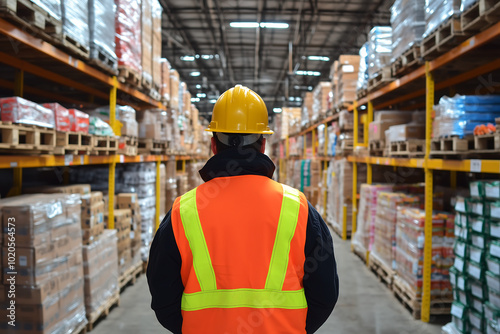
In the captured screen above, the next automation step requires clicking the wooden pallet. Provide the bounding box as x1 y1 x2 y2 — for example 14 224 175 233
0 0 62 39
461 0 500 33
53 131 93 155
430 136 475 157
142 260 148 274
392 44 422 77
118 67 141 88
352 241 368 264
138 138 166 155
74 319 89 334
356 88 367 100
117 136 138 156
474 133 500 153
421 17 467 60
392 275 453 320
369 140 386 157
119 261 143 290
388 139 426 157
0 122 55 153
367 67 393 92
89 43 118 75
91 136 118 155
57 33 90 60
141 73 153 90
86 291 120 331
368 252 394 288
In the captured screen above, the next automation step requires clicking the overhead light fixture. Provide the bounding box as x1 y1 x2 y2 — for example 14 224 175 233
308 56 330 61
201 55 215 60
196 84 201 89
190 71 201 77
273 108 282 113
230 22 289 29
197 93 206 98
260 22 289 29
308 86 313 90
191 97 200 102
296 70 321 76
360 105 367 110
180 55 195 61
230 22 259 28
209 99 217 103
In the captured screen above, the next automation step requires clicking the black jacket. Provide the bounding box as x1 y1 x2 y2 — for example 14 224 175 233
147 149 339 333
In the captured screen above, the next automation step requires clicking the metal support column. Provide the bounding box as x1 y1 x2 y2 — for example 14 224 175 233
312 129 316 157
7 167 22 197
322 124 329 220
352 102 359 237
367 100 374 184
109 76 119 134
450 171 457 189
108 162 116 229
421 62 434 323
155 157 161 232
14 69 23 97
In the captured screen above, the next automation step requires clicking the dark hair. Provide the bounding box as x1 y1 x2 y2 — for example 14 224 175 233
214 133 264 153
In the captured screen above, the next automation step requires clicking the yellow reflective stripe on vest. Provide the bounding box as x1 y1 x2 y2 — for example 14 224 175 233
265 184 301 289
181 288 307 311
179 188 217 291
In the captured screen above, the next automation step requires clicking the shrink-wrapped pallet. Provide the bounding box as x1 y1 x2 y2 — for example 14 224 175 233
312 82 331 122
170 69 180 109
62 0 89 50
391 0 425 62
0 194 87 333
0 96 55 128
160 58 171 103
137 109 167 140
336 55 360 107
301 92 313 128
151 0 162 91
89 0 117 70
91 105 138 137
141 0 153 87
368 26 392 79
43 103 71 132
423 0 461 38
32 0 62 20
115 0 142 75
357 43 369 92
82 230 119 314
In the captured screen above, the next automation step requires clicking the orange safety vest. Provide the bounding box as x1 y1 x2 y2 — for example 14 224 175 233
171 175 309 334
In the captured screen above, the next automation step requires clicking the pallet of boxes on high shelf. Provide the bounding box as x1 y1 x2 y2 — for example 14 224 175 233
311 82 332 123
446 180 500 334
136 108 168 155
431 95 500 159
356 42 369 99
367 26 393 92
88 0 118 74
0 193 88 333
333 55 360 110
368 110 417 157
140 0 163 99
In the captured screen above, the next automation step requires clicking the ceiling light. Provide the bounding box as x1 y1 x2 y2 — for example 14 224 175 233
180 55 195 61
308 56 330 61
201 55 215 60
289 97 295 102
230 22 259 28
296 70 321 76
360 105 367 110
190 71 201 77
308 86 313 90
191 97 200 102
260 22 289 29
209 99 217 103
196 84 201 89
273 108 282 113
197 93 206 98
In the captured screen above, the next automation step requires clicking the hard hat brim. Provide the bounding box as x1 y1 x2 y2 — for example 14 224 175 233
205 128 274 135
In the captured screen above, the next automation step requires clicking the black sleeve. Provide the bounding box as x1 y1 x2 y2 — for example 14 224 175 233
146 210 184 333
304 202 339 334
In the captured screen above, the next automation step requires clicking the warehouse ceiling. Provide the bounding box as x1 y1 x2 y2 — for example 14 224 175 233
159 0 393 118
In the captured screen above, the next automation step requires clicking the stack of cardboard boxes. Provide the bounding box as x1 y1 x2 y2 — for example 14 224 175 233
335 55 360 109
0 194 87 333
116 194 142 267
81 191 105 245
301 92 314 129
312 82 332 123
105 209 132 276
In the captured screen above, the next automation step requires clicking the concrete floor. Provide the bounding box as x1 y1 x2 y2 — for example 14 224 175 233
92 232 445 334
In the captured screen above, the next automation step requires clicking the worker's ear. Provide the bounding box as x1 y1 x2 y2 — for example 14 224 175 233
260 138 266 154
211 137 218 155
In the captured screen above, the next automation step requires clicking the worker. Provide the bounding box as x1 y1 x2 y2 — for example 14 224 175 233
147 85 338 333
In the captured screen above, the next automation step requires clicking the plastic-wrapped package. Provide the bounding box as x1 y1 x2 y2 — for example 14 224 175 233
92 105 138 137
0 97 55 128
461 0 476 11
141 0 153 87
68 109 90 133
336 55 360 106
373 192 420 269
395 207 455 298
391 0 425 61
357 43 369 92
0 193 87 332
32 0 62 20
423 0 461 38
62 0 90 50
152 0 162 90
312 82 331 122
43 103 71 131
301 92 313 127
433 95 500 138
368 26 392 78
115 0 142 74
137 108 167 140
160 58 171 102
386 123 425 142
89 116 115 136
89 0 117 67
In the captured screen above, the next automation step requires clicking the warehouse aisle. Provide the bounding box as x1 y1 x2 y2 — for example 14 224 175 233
92 231 443 334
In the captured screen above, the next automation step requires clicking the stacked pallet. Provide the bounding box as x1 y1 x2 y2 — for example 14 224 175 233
116 193 142 269
311 82 332 123
368 110 414 157
368 26 393 91
335 55 360 110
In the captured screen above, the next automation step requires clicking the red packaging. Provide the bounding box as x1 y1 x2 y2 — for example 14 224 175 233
0 97 55 128
43 103 71 132
68 109 90 133
115 0 142 74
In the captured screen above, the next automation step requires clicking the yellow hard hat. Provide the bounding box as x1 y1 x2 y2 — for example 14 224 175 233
205 84 274 134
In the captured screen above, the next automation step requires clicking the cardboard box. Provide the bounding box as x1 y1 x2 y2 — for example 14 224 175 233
81 201 105 228
82 223 104 245
374 110 413 123
369 120 409 142
16 299 61 332
116 193 139 208
17 278 59 305
81 192 103 208
387 123 425 142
